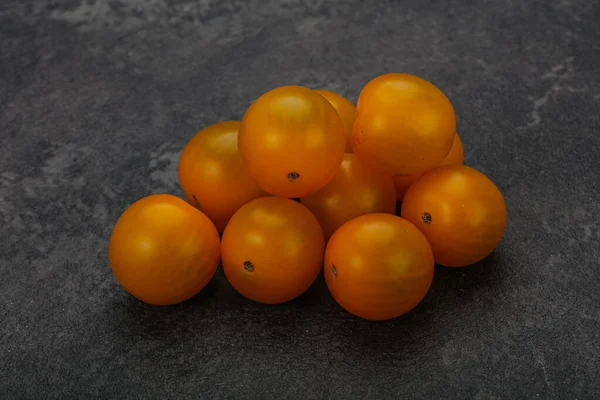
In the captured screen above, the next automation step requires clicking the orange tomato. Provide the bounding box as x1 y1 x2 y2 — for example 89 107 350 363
393 175 421 203
394 132 464 201
178 121 266 232
401 165 507 267
352 73 456 175
315 89 356 153
325 213 434 320
239 86 346 198
109 194 221 305
300 153 396 240
221 196 325 304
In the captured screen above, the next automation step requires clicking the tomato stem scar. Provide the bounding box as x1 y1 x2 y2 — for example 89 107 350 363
287 172 300 181
331 263 337 278
243 261 254 272
422 212 432 224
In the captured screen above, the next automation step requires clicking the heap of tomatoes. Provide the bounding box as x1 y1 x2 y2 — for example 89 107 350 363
109 73 507 320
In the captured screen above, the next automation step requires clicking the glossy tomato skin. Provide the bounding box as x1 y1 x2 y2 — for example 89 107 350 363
325 214 434 320
394 133 464 201
239 86 346 198
401 165 507 267
315 90 356 153
300 153 396 240
352 73 456 176
108 194 221 305
178 121 266 232
221 196 325 304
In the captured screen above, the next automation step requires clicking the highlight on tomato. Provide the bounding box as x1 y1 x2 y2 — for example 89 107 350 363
401 165 507 267
221 196 325 304
314 89 356 153
108 194 221 305
394 132 464 201
178 121 266 232
324 213 434 320
352 73 456 176
238 85 346 198
300 153 396 240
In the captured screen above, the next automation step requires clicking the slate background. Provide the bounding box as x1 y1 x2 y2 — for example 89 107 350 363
1 0 599 398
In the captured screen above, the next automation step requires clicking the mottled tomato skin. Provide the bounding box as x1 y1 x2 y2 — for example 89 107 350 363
239 86 346 198
300 153 396 240
109 194 221 305
221 196 325 304
315 89 356 153
394 133 464 201
401 165 507 267
352 73 456 176
325 213 434 320
178 121 266 232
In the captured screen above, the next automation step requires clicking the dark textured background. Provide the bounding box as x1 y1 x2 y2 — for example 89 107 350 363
1 0 599 398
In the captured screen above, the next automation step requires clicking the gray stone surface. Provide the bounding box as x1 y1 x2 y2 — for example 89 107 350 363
1 0 599 398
